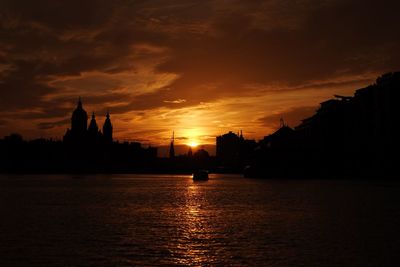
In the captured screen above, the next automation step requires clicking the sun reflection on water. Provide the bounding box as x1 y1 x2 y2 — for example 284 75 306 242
171 179 218 266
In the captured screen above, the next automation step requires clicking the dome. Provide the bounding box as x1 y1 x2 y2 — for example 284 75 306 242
72 98 88 121
71 98 88 134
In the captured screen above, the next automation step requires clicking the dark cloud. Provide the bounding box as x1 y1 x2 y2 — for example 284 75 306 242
37 118 70 130
0 61 55 110
136 0 400 112
158 0 400 86
0 0 115 30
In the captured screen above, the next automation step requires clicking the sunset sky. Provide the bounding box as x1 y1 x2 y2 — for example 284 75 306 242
0 0 399 148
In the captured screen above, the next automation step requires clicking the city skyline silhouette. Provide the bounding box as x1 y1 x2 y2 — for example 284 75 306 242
0 72 398 177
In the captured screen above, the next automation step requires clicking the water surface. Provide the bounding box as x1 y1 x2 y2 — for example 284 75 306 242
0 174 399 266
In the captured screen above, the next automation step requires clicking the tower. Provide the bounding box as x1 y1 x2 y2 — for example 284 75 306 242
169 131 175 158
103 111 113 143
70 97 88 138
88 112 99 138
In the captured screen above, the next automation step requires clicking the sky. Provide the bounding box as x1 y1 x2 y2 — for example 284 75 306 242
0 0 399 149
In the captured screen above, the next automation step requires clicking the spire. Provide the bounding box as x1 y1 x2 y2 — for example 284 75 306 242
88 112 99 135
103 110 113 143
77 96 82 109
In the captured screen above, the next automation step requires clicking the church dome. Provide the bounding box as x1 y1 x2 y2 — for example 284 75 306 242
72 98 88 121
71 98 88 135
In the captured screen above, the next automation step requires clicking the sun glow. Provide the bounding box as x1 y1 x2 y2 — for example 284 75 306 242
188 141 199 148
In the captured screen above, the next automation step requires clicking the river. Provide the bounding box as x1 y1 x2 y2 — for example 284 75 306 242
0 174 399 266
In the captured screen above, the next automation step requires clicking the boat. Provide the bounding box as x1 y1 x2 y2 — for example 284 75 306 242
192 170 209 181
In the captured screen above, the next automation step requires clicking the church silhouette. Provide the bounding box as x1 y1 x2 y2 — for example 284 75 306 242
63 98 113 145
58 97 158 172
60 98 116 171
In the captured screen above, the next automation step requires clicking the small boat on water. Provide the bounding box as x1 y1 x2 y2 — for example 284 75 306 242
192 170 209 181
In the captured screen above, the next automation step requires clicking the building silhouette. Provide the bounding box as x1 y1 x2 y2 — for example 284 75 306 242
59 98 157 172
63 98 113 145
103 111 113 143
216 131 241 167
260 119 295 149
88 112 100 139
245 72 400 178
216 130 256 170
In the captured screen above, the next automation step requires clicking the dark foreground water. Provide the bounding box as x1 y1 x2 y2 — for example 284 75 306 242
0 174 399 266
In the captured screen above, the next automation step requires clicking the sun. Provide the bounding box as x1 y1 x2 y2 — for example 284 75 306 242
188 141 199 148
